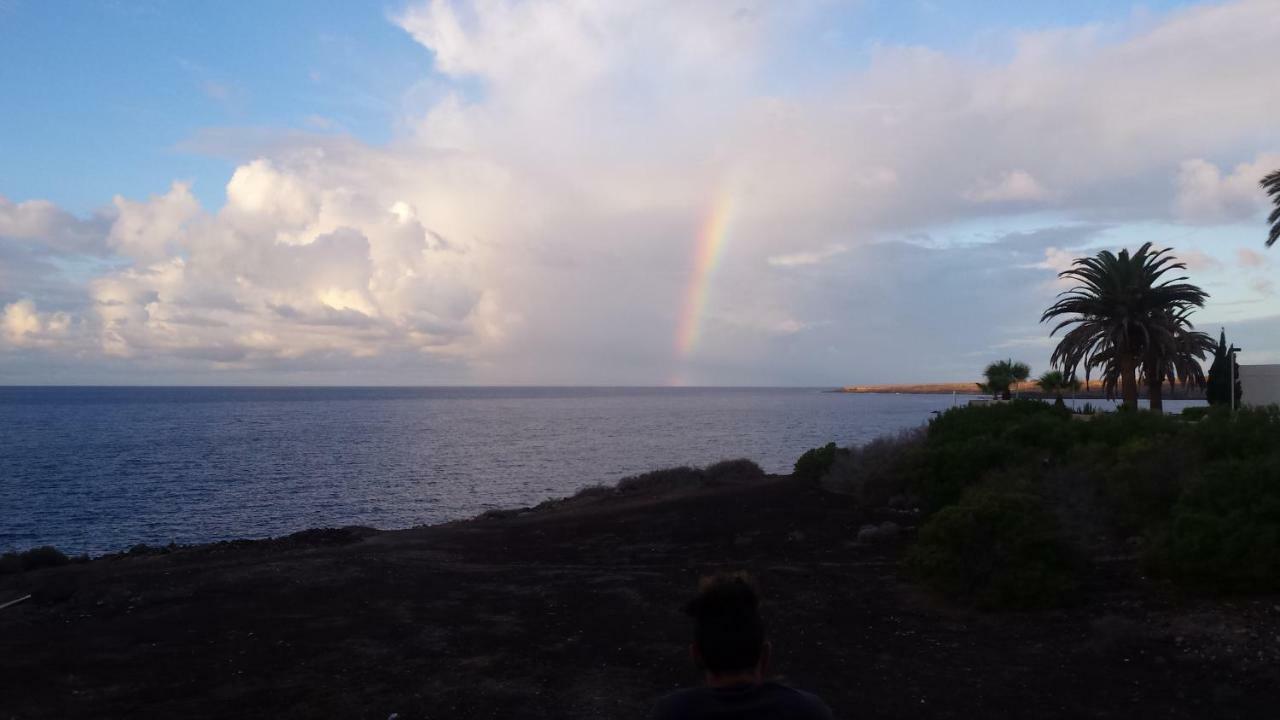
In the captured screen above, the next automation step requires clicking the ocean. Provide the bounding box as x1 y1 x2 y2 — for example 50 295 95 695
0 387 1203 555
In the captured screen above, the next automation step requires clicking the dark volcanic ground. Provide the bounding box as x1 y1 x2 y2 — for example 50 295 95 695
2 476 1278 719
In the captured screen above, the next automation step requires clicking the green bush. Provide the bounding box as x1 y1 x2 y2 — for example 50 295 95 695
1100 437 1195 533
1190 405 1280 462
926 400 1065 448
1179 406 1210 421
1156 454 1280 591
793 442 842 483
877 400 1280 601
913 435 1019 510
909 402 1077 510
907 488 1078 608
1071 409 1181 449
823 429 924 506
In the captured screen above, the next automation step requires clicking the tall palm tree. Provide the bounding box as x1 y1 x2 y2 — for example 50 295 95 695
983 359 1031 401
1041 243 1208 411
1262 169 1280 248
1035 370 1080 408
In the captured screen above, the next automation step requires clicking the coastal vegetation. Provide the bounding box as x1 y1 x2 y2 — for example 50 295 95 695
1042 243 1211 413
814 401 1280 607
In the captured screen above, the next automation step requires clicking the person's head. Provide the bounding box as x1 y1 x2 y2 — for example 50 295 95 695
684 572 770 685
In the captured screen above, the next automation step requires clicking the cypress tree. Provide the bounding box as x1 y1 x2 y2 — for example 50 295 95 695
1206 329 1228 405
1206 329 1243 407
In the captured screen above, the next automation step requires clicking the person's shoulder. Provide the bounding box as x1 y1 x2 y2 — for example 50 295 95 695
762 682 834 719
650 687 713 719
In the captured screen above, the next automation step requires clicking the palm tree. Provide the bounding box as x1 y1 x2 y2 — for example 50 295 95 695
983 359 1031 401
1262 169 1280 248
1140 308 1214 413
1035 370 1080 408
1041 243 1208 411
1009 360 1030 397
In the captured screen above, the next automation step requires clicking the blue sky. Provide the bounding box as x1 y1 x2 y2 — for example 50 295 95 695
1 1 426 212
1 0 1199 214
0 0 1276 385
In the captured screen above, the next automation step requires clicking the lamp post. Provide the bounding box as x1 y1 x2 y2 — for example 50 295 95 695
1229 345 1242 412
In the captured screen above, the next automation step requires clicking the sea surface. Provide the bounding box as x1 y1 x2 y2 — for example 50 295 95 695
0 387 1203 555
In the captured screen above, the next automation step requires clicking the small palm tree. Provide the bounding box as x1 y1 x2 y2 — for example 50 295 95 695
1042 243 1208 410
1035 370 1080 408
1262 169 1280 248
983 359 1031 401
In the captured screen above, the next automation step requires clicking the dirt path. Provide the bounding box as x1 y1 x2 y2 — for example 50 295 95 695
2 477 1276 719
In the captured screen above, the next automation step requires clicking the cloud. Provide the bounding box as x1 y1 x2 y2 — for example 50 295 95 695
2 299 73 348
767 244 847 267
1174 153 1280 223
0 195 112 255
1238 248 1268 268
79 156 494 366
108 182 201 262
1176 249 1223 272
3 0 1280 383
965 170 1049 204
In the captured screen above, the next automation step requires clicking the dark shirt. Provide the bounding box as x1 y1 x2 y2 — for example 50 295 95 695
651 682 833 720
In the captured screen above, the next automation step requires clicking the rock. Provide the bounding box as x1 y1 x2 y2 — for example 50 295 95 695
857 522 900 544
856 525 881 543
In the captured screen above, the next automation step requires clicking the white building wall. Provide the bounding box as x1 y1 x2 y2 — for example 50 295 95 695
1239 364 1280 407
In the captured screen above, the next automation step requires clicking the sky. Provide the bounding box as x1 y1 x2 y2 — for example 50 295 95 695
1 0 1277 386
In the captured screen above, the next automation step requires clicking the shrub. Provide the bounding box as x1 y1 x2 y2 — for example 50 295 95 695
616 466 704 494
823 428 924 506
1190 405 1280 462
1156 454 1280 591
926 400 1064 447
913 434 1021 511
792 442 842 483
909 402 1077 510
570 483 614 500
1099 437 1196 534
907 487 1078 608
1071 409 1181 449
1179 406 1210 421
0 545 71 575
704 459 765 485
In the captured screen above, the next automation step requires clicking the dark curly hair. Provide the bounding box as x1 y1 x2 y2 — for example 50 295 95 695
684 572 765 674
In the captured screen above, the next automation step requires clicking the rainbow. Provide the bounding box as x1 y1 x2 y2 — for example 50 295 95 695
675 189 735 356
